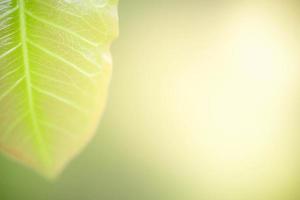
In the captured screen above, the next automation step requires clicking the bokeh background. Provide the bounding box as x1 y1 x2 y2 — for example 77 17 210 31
1 0 300 199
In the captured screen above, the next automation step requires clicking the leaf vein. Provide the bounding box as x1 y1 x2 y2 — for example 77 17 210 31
25 10 99 47
32 85 86 113
0 76 24 102
0 66 21 82
0 43 21 59
27 39 99 77
0 5 18 21
18 0 50 166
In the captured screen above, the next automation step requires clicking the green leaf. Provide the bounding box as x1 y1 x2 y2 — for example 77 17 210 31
0 0 118 178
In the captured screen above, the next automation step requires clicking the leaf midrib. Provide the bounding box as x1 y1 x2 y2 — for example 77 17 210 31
18 0 50 166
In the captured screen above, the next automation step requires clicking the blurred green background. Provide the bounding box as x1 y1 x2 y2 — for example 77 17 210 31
2 0 300 199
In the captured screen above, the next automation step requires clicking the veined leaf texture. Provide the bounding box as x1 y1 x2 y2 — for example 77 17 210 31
0 0 118 178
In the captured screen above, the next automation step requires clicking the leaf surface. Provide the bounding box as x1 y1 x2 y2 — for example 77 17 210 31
0 0 118 178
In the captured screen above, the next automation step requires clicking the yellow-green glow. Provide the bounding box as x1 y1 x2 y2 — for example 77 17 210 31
110 1 300 199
